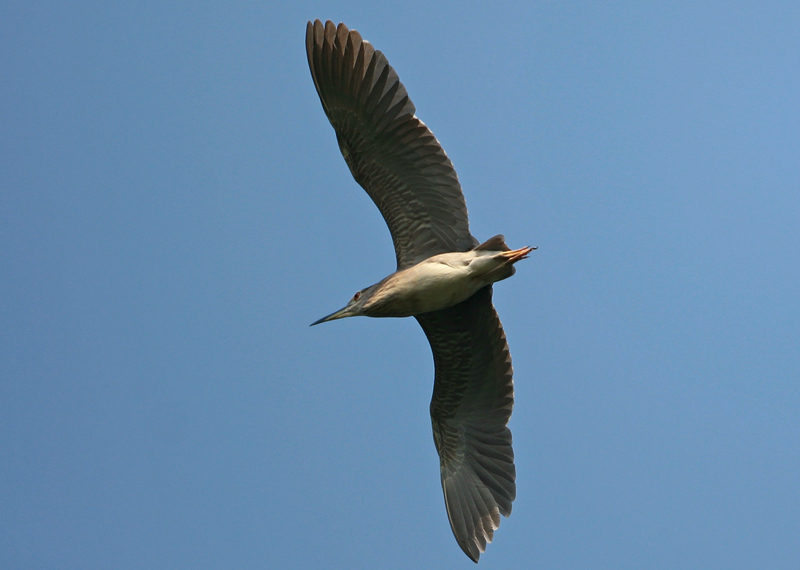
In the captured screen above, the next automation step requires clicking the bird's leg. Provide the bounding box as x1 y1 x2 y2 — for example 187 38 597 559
472 245 537 285
497 246 536 264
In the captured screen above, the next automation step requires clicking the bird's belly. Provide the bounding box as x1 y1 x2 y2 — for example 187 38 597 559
385 260 483 316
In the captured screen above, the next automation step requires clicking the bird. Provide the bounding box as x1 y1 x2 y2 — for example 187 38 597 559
305 20 533 562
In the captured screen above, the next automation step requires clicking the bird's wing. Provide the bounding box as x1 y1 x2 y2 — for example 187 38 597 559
306 20 477 270
415 285 516 562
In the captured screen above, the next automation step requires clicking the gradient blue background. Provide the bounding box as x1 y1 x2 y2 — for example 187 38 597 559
2 2 798 568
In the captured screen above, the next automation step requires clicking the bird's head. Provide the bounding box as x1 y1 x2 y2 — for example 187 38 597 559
310 286 373 326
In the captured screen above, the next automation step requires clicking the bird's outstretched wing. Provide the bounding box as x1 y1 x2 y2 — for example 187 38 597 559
415 285 516 562
305 20 477 270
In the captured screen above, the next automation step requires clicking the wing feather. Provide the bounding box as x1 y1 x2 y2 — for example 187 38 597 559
306 20 477 269
416 286 516 562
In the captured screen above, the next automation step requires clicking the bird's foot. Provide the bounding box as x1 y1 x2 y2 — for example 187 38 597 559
498 246 536 264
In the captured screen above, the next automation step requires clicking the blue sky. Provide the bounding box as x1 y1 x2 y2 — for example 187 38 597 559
2 2 799 568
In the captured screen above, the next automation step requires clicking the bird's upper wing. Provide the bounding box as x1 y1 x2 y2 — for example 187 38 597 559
415 285 516 562
306 20 477 270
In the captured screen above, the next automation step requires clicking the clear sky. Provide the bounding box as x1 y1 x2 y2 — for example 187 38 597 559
2 2 799 569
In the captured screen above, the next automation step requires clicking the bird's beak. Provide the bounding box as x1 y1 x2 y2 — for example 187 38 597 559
310 305 354 326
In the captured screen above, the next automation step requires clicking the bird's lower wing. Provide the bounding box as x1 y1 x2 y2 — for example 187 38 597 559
415 286 516 562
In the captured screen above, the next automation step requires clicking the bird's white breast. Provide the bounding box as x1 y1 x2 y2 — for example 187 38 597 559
373 250 506 316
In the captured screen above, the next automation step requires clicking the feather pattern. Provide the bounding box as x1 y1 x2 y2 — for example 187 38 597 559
305 20 477 270
417 285 516 562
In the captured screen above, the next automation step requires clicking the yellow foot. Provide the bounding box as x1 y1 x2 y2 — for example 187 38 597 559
498 246 536 263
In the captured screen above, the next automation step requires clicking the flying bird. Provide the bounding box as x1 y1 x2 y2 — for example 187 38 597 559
306 20 533 562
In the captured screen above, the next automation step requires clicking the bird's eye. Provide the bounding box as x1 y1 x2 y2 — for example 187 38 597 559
353 291 361 301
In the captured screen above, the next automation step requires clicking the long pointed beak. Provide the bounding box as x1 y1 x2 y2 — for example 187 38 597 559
310 305 353 326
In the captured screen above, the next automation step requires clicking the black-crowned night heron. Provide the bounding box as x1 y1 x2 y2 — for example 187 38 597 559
306 20 533 562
